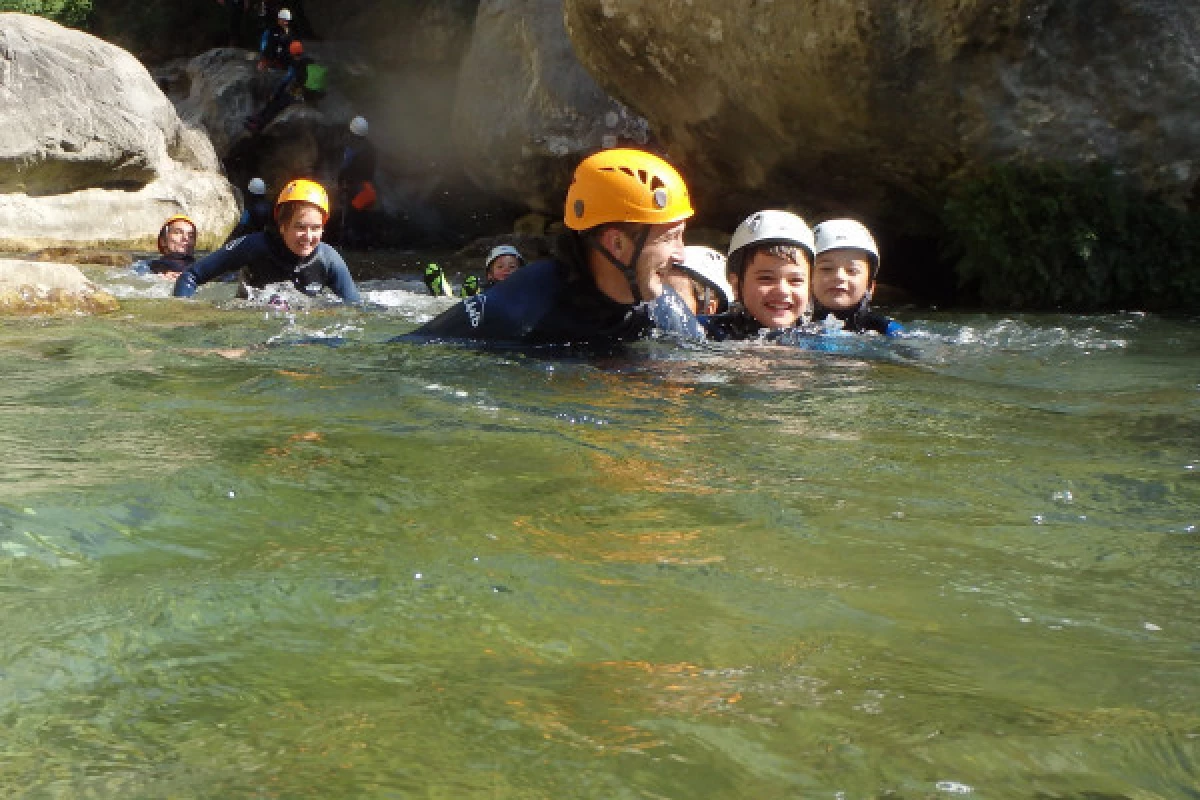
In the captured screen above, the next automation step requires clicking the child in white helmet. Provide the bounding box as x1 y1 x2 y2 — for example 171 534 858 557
701 210 815 341
811 219 903 336
665 245 733 315
455 245 526 298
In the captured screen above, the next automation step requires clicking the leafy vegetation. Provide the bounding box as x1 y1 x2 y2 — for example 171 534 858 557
942 163 1200 310
0 0 91 26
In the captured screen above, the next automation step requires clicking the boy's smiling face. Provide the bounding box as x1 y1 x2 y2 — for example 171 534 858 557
813 248 872 311
738 250 810 328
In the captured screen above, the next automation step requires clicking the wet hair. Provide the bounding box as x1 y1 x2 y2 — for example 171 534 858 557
276 200 324 229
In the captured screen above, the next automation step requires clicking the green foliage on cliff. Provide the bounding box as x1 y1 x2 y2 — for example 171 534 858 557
943 163 1200 311
0 0 91 25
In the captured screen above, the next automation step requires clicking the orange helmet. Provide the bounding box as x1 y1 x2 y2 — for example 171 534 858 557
564 148 694 231
274 179 330 223
288 40 303 56
157 214 197 254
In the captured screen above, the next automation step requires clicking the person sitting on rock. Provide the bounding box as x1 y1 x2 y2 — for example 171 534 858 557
146 214 198 279
701 210 815 341
811 219 903 336
173 179 360 303
664 245 733 316
409 148 703 345
337 116 378 247
258 7 293 71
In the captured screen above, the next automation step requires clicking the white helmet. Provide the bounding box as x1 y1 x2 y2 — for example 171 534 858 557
277 8 292 21
349 116 369 136
727 210 815 276
678 245 734 313
813 219 879 271
484 244 524 271
247 177 267 195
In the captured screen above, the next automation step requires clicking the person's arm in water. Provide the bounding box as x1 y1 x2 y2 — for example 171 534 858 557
318 245 361 303
174 236 257 297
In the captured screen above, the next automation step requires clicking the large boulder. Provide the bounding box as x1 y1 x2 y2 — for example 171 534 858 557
562 0 1200 232
0 260 119 315
451 0 650 213
0 14 237 251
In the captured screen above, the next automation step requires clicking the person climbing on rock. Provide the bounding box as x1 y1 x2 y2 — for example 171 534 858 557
245 39 324 132
701 210 815 341
226 178 273 242
145 214 198 279
664 245 733 316
409 148 703 345
337 116 378 248
258 7 293 71
811 219 903 336
173 179 360 303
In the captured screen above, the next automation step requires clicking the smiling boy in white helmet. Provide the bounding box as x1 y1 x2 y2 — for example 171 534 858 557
811 219 903 336
701 210 815 341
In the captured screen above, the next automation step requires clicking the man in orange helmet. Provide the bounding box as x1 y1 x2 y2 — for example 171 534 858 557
146 214 198 279
412 148 702 344
173 179 359 303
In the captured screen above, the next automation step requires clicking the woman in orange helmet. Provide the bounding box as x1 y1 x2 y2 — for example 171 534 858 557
412 148 701 344
173 178 360 303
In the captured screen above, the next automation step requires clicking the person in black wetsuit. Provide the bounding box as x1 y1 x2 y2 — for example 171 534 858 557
146 214 198 279
701 210 816 342
410 148 703 345
173 179 360 303
258 7 293 71
224 177 273 243
337 116 378 247
811 219 903 336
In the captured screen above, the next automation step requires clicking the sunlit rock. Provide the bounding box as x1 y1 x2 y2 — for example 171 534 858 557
0 260 119 315
0 14 237 252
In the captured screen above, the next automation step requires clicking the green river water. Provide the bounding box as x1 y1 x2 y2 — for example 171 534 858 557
0 271 1196 798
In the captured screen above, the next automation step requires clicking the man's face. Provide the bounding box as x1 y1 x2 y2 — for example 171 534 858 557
738 251 810 328
631 220 687 301
163 221 196 257
813 248 872 311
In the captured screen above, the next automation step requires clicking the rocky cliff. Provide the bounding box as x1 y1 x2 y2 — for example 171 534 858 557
0 14 238 252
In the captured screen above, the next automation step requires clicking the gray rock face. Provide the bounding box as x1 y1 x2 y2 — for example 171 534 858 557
562 0 1200 231
0 14 237 251
451 0 649 212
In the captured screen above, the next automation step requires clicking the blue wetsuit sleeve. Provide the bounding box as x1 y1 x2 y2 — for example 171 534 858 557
173 235 256 297
320 246 360 303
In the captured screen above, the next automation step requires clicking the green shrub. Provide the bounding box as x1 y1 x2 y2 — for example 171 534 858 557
942 163 1200 310
0 0 91 26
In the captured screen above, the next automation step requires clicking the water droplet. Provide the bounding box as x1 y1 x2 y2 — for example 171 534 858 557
227 491 236 499
1032 515 1045 525
1019 617 1032 623
414 573 423 580
472 556 480 562
1143 622 1162 631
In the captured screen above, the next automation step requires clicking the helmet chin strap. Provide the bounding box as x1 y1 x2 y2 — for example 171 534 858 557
590 225 650 304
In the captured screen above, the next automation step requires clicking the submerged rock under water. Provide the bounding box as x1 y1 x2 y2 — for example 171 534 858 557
0 260 119 315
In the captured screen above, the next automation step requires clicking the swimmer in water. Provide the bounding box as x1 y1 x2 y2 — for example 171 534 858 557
173 178 360 303
701 210 815 341
146 215 198 280
811 219 903 336
665 245 733 316
411 149 701 344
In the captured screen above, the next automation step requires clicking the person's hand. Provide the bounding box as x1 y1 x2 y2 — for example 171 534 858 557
157 271 182 281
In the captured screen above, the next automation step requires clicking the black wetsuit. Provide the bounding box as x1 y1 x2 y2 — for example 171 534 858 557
173 230 360 302
259 23 292 69
812 297 903 336
228 196 272 241
411 254 702 345
146 254 195 275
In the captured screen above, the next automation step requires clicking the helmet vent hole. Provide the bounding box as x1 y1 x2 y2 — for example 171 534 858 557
638 169 648 184
618 167 636 179
650 176 666 191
